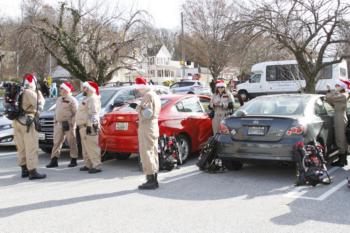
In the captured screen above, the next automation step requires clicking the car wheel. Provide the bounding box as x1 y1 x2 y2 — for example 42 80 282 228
177 134 191 163
115 153 131 160
187 92 194 94
222 160 243 171
40 147 52 154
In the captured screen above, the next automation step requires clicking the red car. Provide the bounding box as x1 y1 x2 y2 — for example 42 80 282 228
99 94 213 162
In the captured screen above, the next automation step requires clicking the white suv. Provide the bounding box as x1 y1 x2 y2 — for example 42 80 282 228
170 80 211 95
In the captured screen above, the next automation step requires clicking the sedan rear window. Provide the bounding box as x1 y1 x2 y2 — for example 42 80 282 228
75 89 118 108
238 95 310 116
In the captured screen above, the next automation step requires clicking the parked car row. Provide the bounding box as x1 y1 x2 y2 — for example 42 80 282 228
3 80 346 174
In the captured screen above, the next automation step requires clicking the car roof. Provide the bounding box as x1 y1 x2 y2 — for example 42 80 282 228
160 94 209 100
256 93 323 98
100 84 167 91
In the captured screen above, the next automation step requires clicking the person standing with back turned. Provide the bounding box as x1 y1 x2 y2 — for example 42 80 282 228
135 76 161 190
13 74 46 180
326 80 349 167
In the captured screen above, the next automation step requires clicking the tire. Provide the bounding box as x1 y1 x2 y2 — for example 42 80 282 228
187 92 194 94
222 160 243 171
177 134 191 164
115 153 131 160
40 147 52 154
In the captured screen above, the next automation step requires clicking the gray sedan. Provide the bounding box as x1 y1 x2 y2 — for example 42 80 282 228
0 98 15 146
216 94 341 170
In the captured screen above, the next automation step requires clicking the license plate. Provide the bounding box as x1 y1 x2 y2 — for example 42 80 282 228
248 126 265 136
116 122 128 131
38 133 45 140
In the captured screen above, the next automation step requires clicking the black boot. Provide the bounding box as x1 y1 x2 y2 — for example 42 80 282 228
68 158 77 167
79 166 90 171
138 174 159 190
332 154 347 167
21 165 29 178
46 157 58 168
88 167 102 174
28 169 46 180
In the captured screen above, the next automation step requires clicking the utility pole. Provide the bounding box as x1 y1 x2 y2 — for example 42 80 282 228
181 12 185 79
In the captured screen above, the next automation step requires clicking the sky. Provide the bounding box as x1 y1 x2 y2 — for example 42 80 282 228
0 0 185 29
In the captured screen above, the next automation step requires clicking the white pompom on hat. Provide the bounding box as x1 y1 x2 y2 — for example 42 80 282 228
60 82 75 93
335 79 348 90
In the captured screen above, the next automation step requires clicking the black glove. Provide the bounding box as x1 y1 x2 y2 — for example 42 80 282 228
86 126 92 135
93 123 99 133
62 121 70 131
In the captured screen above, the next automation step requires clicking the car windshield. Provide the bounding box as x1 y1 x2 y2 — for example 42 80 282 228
237 95 310 116
43 98 57 111
75 89 118 108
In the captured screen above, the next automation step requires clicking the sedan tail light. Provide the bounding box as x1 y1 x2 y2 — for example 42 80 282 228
286 125 305 136
219 122 230 134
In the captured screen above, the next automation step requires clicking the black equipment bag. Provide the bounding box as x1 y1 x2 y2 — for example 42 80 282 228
197 134 223 172
293 141 331 187
3 82 24 120
158 135 180 171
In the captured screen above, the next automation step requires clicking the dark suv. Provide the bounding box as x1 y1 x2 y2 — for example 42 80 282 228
38 85 170 154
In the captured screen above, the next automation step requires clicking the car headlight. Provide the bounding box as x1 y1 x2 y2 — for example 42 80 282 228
0 124 12 131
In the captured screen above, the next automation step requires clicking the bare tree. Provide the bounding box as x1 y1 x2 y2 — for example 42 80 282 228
241 0 350 93
25 2 149 85
15 0 53 80
182 0 242 80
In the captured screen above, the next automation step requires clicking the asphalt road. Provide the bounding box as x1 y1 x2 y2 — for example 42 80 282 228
0 147 350 233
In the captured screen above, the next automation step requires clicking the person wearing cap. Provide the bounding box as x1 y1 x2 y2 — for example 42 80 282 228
135 76 161 190
209 79 234 134
76 81 102 173
326 80 349 167
13 74 46 180
46 82 79 168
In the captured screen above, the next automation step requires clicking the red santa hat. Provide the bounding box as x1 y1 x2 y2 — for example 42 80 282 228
339 79 350 91
135 76 147 85
335 79 348 90
83 81 99 95
215 79 226 88
60 82 75 93
24 73 37 87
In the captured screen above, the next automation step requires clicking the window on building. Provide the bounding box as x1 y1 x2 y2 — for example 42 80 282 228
149 57 155 65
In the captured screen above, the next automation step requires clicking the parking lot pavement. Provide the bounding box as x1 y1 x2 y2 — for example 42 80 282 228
1 147 350 233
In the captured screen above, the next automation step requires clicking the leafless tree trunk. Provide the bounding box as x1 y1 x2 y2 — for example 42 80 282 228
182 0 242 81
23 1 149 85
241 0 350 93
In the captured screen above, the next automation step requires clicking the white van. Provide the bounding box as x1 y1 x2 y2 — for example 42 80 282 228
237 59 348 100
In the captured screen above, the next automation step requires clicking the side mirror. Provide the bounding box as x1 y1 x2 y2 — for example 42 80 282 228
235 110 247 117
113 98 125 107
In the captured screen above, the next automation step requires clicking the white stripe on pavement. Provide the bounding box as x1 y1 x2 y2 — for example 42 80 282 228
283 166 349 201
317 179 348 201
